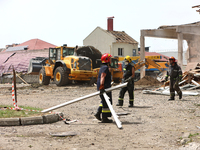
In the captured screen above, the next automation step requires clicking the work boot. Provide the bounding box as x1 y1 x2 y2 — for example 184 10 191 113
101 117 113 123
94 112 101 121
128 104 134 107
116 100 123 106
179 92 182 100
168 97 175 101
129 101 134 107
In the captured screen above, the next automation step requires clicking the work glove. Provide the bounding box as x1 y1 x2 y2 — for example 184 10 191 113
175 78 179 86
175 81 179 87
99 84 105 94
179 76 182 82
125 76 132 82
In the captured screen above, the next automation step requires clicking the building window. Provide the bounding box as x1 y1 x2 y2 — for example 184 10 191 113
133 49 136 56
118 48 123 56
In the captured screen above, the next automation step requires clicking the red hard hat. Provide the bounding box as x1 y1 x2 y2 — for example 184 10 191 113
169 56 175 62
101 53 112 63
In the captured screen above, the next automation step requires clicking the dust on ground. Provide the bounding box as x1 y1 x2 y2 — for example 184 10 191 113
0 80 200 150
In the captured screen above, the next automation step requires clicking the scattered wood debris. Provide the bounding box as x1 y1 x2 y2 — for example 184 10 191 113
143 63 200 96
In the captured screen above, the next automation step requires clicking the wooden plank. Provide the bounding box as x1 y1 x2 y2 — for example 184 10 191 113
191 80 200 86
16 74 29 85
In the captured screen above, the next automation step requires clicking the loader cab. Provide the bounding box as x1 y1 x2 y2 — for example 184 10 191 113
49 46 75 62
110 58 118 68
49 48 61 62
95 57 119 68
62 47 74 57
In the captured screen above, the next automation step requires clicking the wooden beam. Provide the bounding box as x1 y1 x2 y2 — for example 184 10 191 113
192 5 200 8
16 74 29 85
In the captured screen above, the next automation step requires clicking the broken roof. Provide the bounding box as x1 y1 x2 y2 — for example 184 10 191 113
5 38 57 52
6 45 28 52
107 30 138 44
158 21 200 30
0 50 48 76
0 38 57 76
84 26 138 44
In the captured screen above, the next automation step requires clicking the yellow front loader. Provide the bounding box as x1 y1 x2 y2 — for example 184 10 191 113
38 45 97 86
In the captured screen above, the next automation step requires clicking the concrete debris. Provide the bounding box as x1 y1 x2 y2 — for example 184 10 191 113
180 138 190 145
196 126 200 129
182 132 190 138
179 142 200 150
64 120 78 124
50 131 77 137
116 112 130 116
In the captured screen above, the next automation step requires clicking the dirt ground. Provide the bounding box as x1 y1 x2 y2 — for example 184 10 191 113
0 82 200 150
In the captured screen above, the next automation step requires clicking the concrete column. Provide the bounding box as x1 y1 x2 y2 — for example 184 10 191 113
140 35 145 79
178 33 183 68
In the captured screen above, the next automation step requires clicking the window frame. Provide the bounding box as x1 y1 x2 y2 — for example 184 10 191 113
118 48 124 56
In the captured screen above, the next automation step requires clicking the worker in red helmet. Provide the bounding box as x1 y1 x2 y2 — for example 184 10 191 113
94 53 113 123
165 56 182 100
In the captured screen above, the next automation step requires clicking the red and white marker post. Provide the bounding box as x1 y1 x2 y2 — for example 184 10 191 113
12 68 20 110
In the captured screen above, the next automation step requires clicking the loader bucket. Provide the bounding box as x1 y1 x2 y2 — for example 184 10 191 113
76 46 102 69
28 57 48 74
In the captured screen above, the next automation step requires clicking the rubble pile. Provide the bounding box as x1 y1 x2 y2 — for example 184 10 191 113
135 76 161 86
143 63 200 96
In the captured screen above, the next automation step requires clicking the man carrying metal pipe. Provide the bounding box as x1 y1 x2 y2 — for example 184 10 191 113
165 56 182 101
94 53 113 123
116 55 135 107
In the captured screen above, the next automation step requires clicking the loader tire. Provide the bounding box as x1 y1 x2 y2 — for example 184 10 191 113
54 67 69 86
39 68 50 85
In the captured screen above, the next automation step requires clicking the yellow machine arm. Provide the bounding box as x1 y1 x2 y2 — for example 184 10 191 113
134 58 163 72
118 55 161 62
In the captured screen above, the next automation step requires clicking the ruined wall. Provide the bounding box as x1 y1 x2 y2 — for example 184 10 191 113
0 75 39 84
186 35 200 63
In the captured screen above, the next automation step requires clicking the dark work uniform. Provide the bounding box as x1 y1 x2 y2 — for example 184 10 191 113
97 64 112 118
118 63 134 106
165 62 182 99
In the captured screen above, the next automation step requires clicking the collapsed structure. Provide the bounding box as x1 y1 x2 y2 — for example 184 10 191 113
140 21 200 78
0 39 56 76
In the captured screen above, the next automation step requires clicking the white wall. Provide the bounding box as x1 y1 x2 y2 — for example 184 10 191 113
83 27 138 56
83 27 115 55
112 43 138 57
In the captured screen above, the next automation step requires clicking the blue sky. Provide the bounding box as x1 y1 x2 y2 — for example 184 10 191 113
0 0 199 52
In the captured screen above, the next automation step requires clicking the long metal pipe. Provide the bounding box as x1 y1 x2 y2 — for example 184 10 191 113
103 93 122 129
41 82 127 113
